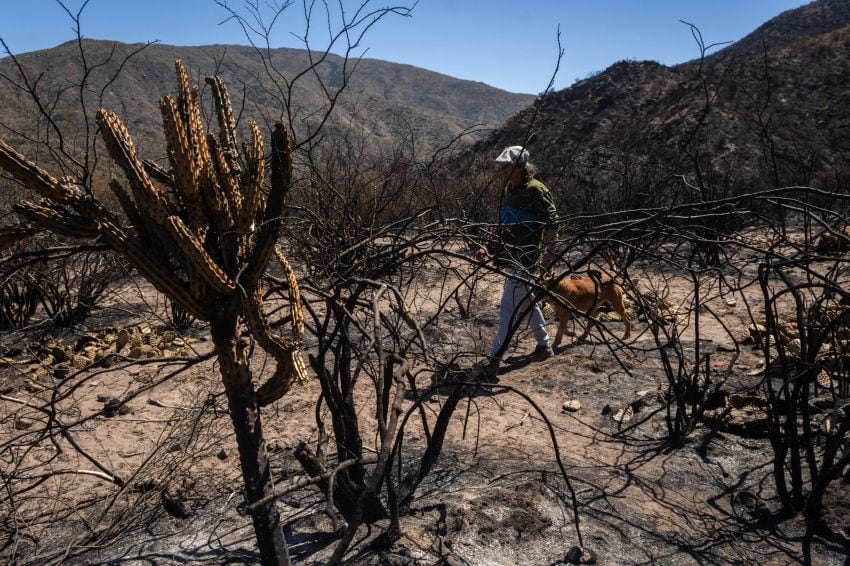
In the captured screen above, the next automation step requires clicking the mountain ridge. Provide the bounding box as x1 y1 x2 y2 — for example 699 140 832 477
468 0 850 212
0 39 535 161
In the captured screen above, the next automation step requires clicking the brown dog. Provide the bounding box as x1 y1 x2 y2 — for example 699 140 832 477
542 270 631 347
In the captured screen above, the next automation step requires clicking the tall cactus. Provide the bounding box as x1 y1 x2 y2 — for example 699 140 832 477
0 61 306 565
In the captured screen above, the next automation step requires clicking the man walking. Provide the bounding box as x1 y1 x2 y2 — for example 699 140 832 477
476 145 558 380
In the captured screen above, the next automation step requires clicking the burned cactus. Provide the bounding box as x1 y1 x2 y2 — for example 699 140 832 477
0 60 306 565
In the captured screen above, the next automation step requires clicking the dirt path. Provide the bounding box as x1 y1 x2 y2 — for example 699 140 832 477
1 265 848 565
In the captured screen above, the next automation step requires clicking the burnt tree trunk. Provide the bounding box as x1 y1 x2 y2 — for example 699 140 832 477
306 363 387 523
398 383 468 511
212 300 290 566
294 441 386 524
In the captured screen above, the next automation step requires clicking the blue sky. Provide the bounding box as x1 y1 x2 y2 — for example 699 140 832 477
0 0 810 94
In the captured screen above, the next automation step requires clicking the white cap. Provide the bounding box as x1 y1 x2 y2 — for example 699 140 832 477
494 145 529 165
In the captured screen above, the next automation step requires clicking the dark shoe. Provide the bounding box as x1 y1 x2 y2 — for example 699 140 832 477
531 344 554 362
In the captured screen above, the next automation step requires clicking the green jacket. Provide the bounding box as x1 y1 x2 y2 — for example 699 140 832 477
491 173 558 271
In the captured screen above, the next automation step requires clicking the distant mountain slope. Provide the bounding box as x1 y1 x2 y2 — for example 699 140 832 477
721 0 850 58
470 0 850 210
0 40 535 161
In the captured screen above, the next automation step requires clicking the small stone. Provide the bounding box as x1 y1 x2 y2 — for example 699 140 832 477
116 329 131 350
128 345 154 359
817 370 833 389
726 394 768 411
562 400 582 412
29 366 48 380
24 379 45 393
159 330 176 346
14 418 33 430
51 346 69 363
565 545 597 564
99 353 115 368
747 323 767 341
101 397 130 417
612 406 634 423
74 334 99 352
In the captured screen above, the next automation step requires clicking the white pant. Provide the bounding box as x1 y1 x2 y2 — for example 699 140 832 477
490 270 550 359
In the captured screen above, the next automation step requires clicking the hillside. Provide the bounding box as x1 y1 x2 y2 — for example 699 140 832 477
470 0 850 211
0 40 534 162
